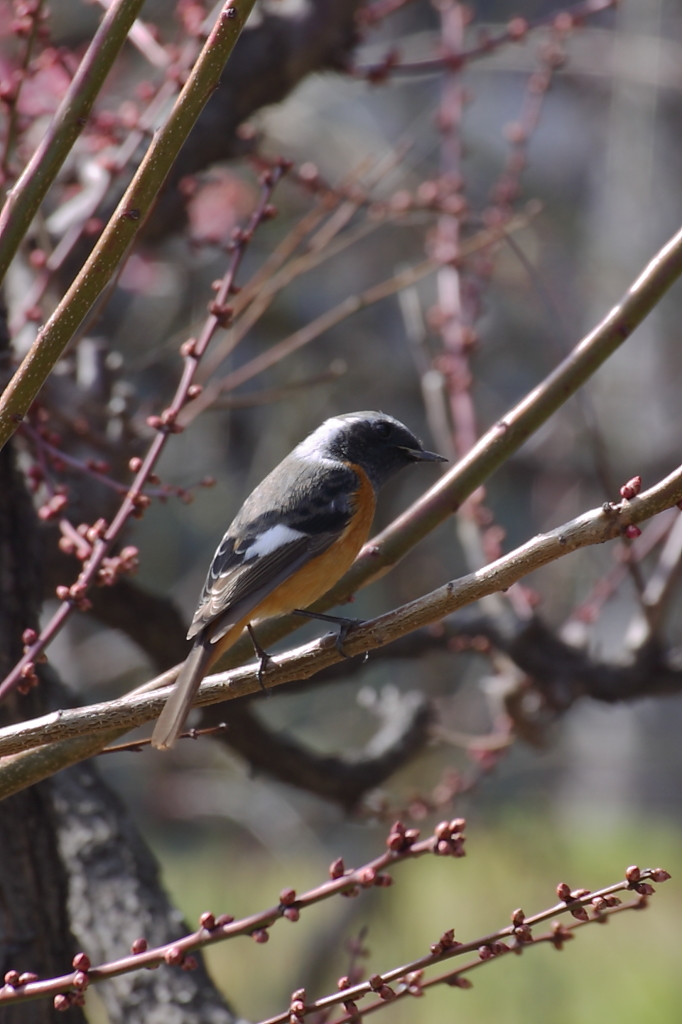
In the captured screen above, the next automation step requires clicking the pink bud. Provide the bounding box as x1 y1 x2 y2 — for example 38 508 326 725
620 476 641 500
634 882 655 896
449 975 472 989
329 857 345 879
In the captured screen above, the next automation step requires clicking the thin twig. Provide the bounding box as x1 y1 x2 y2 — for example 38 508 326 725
0 0 148 286
0 0 47 181
197 148 411 382
0 0 258 450
0 816 667 1013
99 722 227 753
183 213 531 424
0 821 466 1007
0 166 287 702
320 894 656 1024
354 0 618 79
257 868 666 1024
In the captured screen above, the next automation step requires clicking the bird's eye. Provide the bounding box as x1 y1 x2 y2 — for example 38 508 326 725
374 421 392 438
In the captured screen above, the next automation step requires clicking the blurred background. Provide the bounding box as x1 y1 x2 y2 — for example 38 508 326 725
5 0 682 1019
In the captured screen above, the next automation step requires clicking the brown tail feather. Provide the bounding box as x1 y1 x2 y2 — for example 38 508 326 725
151 636 213 750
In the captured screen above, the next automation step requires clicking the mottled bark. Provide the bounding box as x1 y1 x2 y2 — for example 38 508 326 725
0 436 86 1022
51 759 235 1024
0 303 234 1020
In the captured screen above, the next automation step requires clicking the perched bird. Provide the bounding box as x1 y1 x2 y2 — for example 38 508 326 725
152 411 446 749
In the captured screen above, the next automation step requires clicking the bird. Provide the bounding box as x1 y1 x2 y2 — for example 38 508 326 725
151 411 446 749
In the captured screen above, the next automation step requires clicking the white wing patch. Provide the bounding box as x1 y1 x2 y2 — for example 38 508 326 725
240 523 306 562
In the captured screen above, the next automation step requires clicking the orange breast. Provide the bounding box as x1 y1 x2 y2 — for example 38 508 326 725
255 461 376 618
205 463 376 668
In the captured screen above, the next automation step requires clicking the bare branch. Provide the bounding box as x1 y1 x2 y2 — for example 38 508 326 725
0 821 466 1009
258 866 666 1024
0 0 148 285
354 0 618 79
188 218 682 676
0 167 286 700
0 0 258 450
1 464 681 796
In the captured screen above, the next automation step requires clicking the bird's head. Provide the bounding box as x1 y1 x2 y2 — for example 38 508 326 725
295 411 447 491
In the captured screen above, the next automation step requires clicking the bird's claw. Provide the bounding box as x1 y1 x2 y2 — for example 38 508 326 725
247 623 272 696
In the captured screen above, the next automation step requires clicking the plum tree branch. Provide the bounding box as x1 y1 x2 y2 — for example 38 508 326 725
0 0 258 451
0 462 680 798
0 0 147 286
191 219 682 674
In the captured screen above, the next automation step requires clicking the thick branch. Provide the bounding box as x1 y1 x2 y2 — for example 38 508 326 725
1 463 681 797
201 698 432 812
86 577 434 809
51 757 235 1023
505 618 678 709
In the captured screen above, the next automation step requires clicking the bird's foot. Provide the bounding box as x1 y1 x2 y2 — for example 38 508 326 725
247 624 272 695
292 609 365 659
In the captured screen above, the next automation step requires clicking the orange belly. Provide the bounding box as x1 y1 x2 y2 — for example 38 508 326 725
206 462 376 665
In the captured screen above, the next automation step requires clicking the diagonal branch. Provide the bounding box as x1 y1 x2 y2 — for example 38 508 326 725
84 576 434 810
0 0 148 285
1 462 681 797
0 0 258 451
200 698 433 812
322 222 682 604
184 220 682 673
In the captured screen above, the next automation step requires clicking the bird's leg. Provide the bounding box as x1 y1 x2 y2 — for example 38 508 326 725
292 609 365 659
246 623 272 695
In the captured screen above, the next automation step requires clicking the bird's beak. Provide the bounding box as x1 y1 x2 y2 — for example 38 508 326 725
401 447 448 463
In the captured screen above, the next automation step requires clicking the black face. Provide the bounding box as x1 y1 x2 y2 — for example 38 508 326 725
328 412 446 490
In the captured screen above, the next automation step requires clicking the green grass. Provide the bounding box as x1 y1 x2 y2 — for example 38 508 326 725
153 812 682 1024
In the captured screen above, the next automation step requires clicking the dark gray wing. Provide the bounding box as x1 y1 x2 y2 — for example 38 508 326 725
187 458 358 641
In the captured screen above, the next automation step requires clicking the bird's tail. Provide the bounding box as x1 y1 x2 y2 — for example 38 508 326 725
151 636 213 750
